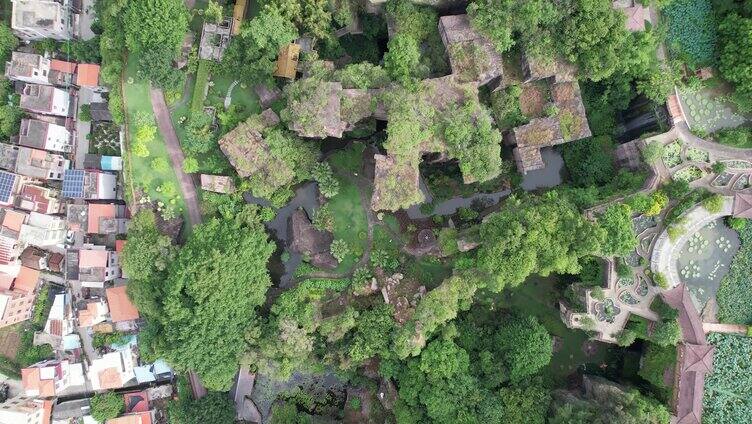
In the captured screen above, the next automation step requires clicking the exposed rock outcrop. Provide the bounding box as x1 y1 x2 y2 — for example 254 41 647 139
288 208 338 269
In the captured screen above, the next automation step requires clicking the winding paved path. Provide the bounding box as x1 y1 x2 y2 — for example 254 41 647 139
150 88 203 228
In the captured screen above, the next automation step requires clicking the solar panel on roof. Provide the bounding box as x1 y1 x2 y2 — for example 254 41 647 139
62 169 85 198
0 171 16 203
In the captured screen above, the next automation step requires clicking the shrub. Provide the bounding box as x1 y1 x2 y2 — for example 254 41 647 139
90 392 124 423
653 272 670 289
330 239 350 263
728 217 748 232
79 104 92 121
641 142 664 164
183 157 199 173
712 161 727 174
151 157 170 173
702 194 724 213
715 127 752 148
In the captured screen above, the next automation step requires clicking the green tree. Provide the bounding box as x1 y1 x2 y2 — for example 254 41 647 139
143 218 274 390
123 211 176 318
220 9 298 84
495 315 553 383
124 0 188 54
168 390 235 424
477 192 605 291
311 163 340 198
204 0 223 23
384 33 421 86
90 392 124 423
0 24 18 61
718 14 752 107
329 239 350 263
641 142 665 165
549 377 670 424
560 0 630 81
265 0 331 40
702 193 725 214
561 136 616 187
498 384 551 424
349 304 396 363
598 203 638 257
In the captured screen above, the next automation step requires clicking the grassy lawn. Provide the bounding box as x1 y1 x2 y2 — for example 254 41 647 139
205 74 261 119
191 60 211 114
502 276 608 384
122 53 188 222
327 180 368 273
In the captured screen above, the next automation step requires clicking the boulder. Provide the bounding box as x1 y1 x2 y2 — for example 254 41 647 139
288 208 338 269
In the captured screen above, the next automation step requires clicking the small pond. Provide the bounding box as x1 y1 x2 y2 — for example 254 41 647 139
520 148 565 191
675 218 740 308
406 176 510 219
245 182 320 288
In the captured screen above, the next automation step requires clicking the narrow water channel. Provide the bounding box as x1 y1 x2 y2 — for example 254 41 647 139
245 182 320 287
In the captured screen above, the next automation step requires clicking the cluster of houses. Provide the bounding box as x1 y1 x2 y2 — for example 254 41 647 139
0 2 173 424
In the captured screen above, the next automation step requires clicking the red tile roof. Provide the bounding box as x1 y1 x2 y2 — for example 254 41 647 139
115 240 126 253
88 203 116 233
76 63 100 87
106 286 139 322
733 193 752 219
14 266 40 294
50 59 76 74
124 391 150 413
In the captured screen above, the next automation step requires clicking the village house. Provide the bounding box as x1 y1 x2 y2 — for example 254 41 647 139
502 54 591 174
35 292 79 351
84 154 124 172
13 146 70 180
76 297 108 328
76 246 119 288
19 211 67 247
106 285 140 330
88 350 137 391
75 63 100 89
0 208 29 274
67 203 128 235
19 84 72 117
62 169 118 200
613 0 648 32
14 183 63 215
50 398 95 424
21 359 86 397
106 412 153 424
0 395 52 424
274 43 301 79
17 118 74 153
5 52 53 85
10 0 76 41
0 171 22 207
0 266 39 328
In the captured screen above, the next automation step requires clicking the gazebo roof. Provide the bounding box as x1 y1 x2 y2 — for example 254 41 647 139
733 193 752 218
681 343 714 373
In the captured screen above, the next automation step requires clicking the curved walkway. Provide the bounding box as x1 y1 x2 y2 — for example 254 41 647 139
150 88 203 228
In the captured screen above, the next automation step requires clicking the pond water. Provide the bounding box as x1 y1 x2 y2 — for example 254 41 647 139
675 218 740 308
245 182 320 287
406 176 511 219
520 148 565 191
